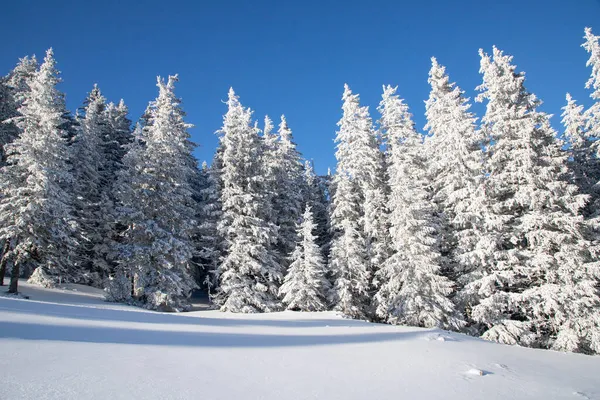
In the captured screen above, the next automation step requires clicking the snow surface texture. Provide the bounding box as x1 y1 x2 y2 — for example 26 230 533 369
0 280 599 400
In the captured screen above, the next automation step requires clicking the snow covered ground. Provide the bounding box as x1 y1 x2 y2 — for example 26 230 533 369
0 281 599 400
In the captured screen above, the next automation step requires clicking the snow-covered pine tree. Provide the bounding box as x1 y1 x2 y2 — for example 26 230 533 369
272 115 305 267
110 76 197 311
106 122 144 302
583 28 600 141
328 170 370 318
335 84 389 283
471 47 600 353
280 205 330 311
375 85 463 329
194 161 221 292
328 85 376 319
561 93 599 215
423 57 488 318
0 49 75 293
0 55 38 165
303 160 331 257
213 88 282 313
71 85 110 285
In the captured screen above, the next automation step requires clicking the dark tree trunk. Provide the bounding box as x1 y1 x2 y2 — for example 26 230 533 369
0 260 6 286
8 263 20 294
0 242 6 286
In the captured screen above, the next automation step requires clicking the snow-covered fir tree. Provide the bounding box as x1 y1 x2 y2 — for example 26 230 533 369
71 85 110 285
335 84 389 284
194 161 221 292
279 205 330 311
272 115 305 267
213 88 282 313
303 160 331 257
110 76 197 311
471 47 600 353
0 55 38 165
328 85 379 319
561 93 599 215
583 27 600 140
0 49 75 293
423 57 489 320
375 85 463 329
328 170 370 318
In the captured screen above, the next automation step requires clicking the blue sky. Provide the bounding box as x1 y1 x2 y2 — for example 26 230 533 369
2 0 600 174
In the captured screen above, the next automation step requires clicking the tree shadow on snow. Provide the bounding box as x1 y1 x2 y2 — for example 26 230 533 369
0 321 425 348
0 298 376 329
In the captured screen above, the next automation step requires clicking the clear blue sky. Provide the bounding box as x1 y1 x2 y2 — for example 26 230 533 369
2 0 600 174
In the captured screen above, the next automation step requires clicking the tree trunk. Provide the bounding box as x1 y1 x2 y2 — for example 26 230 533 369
8 262 20 294
0 242 7 286
0 259 6 286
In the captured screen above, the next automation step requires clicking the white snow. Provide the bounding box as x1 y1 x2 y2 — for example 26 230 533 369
0 280 599 400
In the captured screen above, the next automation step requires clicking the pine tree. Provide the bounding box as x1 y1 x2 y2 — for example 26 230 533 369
0 49 75 293
0 55 38 165
213 88 282 313
280 205 330 311
195 161 221 292
583 27 600 141
561 93 599 214
328 85 375 319
423 57 488 319
328 171 370 318
471 47 600 353
71 85 109 285
375 85 463 329
335 84 389 281
272 115 304 268
110 76 197 311
303 160 331 257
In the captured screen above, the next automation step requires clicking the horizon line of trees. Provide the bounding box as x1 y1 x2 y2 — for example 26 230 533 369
1 28 600 355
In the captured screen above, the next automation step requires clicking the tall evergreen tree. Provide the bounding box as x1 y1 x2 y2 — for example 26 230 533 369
375 85 463 329
303 160 331 257
273 115 304 267
328 170 369 318
328 85 373 319
0 49 75 293
213 88 282 313
279 205 330 311
0 55 38 165
423 58 489 321
471 47 600 353
71 85 110 285
561 93 599 215
110 76 197 311
195 161 221 292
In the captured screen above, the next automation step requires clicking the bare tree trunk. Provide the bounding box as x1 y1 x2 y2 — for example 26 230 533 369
8 262 19 294
0 260 6 286
0 242 9 286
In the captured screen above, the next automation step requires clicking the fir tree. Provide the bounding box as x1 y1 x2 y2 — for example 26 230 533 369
303 160 331 257
213 88 282 313
0 49 75 293
375 85 463 329
423 57 489 321
279 205 330 311
272 115 305 268
472 47 600 353
561 93 599 215
328 85 374 319
328 170 370 318
110 76 197 311
0 55 38 165
71 85 109 285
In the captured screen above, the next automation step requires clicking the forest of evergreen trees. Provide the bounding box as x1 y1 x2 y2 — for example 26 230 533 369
1 28 600 355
